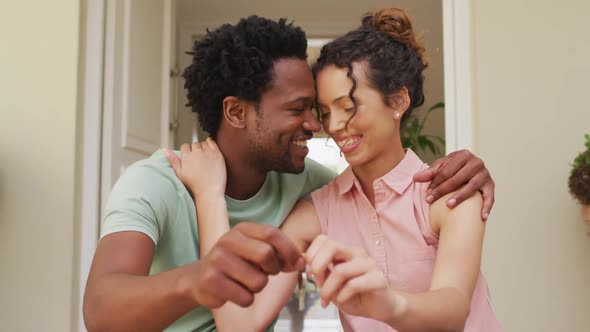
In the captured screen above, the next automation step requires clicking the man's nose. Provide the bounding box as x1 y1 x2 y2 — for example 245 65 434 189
303 110 321 133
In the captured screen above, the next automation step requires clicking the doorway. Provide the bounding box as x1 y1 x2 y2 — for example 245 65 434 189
76 0 475 330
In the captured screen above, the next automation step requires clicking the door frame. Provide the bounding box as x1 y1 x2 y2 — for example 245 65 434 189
75 0 176 330
75 0 474 330
75 0 105 331
443 0 475 152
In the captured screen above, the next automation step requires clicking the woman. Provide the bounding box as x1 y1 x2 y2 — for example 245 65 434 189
167 8 501 332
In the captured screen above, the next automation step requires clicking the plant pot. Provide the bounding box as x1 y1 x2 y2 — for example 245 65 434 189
582 204 590 223
582 205 590 237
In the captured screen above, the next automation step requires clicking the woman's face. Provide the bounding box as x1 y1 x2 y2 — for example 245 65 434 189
315 63 401 167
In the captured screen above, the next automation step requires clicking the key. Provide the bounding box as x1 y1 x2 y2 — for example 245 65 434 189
298 274 306 311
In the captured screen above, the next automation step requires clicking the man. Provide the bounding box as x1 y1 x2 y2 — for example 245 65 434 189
83 16 494 332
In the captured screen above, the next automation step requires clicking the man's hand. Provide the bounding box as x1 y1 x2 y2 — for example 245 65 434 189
181 222 305 309
413 150 495 221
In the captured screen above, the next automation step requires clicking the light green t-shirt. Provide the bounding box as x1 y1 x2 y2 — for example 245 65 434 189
101 150 335 332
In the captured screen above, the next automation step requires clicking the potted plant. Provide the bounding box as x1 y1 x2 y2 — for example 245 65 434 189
568 134 590 222
401 101 446 158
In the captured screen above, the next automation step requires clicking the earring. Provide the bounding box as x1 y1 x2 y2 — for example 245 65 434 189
394 112 401 120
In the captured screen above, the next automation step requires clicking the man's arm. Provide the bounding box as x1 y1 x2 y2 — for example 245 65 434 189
83 232 198 332
413 149 495 220
83 222 303 332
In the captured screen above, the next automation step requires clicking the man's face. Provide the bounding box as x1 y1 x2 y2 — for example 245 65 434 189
246 58 320 174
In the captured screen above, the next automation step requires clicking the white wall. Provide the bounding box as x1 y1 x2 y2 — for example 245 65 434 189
0 1 80 331
473 0 590 330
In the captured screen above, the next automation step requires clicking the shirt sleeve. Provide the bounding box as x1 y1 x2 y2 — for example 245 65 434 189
100 163 177 245
310 185 331 236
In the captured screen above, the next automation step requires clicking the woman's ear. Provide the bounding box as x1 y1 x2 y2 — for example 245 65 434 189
389 86 411 118
222 96 247 129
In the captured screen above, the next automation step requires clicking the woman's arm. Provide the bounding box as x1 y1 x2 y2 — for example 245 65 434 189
306 191 485 332
166 142 321 331
382 191 485 331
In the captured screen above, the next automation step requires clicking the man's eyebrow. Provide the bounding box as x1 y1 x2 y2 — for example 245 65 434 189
286 96 314 104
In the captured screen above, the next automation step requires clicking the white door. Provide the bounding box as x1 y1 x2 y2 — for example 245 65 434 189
101 0 176 214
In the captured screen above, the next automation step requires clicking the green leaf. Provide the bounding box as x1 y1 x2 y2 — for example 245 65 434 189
426 135 446 145
427 101 445 112
401 101 447 158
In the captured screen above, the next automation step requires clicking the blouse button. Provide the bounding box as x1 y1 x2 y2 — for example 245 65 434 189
376 239 382 246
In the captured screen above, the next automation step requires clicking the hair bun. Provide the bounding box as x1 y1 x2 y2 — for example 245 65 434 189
363 8 428 69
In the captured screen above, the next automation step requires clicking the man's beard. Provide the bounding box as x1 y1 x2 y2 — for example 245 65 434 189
248 131 303 174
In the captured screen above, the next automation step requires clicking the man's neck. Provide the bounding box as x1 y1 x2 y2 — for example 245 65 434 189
216 132 267 200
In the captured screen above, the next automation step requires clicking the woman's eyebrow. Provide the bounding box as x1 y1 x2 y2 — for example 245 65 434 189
317 95 350 107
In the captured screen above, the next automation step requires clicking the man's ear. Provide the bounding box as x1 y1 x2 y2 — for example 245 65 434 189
389 86 411 115
222 96 247 129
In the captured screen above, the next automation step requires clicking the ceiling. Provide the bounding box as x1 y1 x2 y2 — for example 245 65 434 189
176 0 442 38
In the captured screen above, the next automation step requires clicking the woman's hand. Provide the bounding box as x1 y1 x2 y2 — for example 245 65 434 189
164 138 227 197
304 235 399 323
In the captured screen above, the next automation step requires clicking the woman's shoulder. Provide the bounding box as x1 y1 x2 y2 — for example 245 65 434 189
428 190 484 234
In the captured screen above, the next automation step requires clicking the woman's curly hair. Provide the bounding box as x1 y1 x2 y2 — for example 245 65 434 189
312 8 427 125
183 16 308 138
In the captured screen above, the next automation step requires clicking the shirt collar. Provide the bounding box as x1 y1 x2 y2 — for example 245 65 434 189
336 149 426 195
336 167 356 195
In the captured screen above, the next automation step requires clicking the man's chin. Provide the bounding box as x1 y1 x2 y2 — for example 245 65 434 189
270 154 306 174
282 164 305 174
282 160 305 174
291 166 305 174
292 157 307 174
